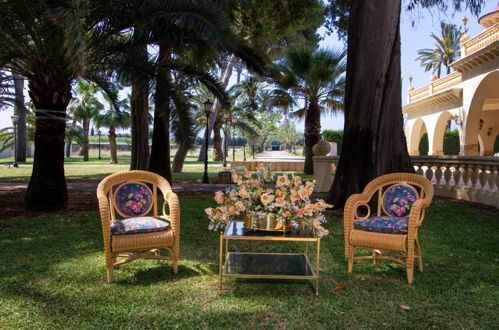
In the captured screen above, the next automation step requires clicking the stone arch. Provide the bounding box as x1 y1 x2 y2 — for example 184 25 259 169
409 118 427 155
431 111 453 155
464 70 499 155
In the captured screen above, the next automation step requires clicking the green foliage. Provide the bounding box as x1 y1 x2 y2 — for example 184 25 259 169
495 135 499 153
419 133 429 155
322 130 343 154
418 130 461 155
325 0 486 38
239 0 325 57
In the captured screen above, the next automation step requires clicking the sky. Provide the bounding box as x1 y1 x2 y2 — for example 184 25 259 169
1 1 498 132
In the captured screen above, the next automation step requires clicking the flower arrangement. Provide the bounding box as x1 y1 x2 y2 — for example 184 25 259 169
205 164 331 237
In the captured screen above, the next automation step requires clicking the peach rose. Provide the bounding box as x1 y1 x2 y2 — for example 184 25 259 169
274 197 286 207
260 194 274 205
276 175 290 187
214 191 224 204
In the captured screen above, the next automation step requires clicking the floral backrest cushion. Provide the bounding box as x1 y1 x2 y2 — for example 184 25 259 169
381 184 418 217
114 182 153 218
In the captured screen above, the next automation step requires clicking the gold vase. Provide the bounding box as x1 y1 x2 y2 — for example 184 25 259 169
244 213 291 232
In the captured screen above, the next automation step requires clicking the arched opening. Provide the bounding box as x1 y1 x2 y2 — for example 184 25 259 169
417 121 428 156
409 118 427 155
495 134 499 154
464 70 499 155
432 111 453 155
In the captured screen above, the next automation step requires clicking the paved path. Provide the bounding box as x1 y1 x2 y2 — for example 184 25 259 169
0 180 232 193
252 150 304 161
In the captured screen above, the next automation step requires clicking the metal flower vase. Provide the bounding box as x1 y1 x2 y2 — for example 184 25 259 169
244 213 291 232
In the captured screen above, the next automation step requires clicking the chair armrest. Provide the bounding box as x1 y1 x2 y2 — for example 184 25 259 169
344 193 371 224
96 190 112 252
161 192 180 235
408 199 430 228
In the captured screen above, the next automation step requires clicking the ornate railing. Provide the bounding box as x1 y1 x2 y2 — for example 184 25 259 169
461 22 499 56
408 72 462 104
313 155 499 209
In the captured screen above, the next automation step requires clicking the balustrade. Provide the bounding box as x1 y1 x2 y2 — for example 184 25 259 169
313 155 499 209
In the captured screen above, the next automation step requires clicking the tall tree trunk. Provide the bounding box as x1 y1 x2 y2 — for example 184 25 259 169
130 25 150 170
82 118 90 161
303 100 321 175
212 117 224 161
148 42 172 182
198 53 237 161
109 125 118 164
172 141 190 173
12 72 26 162
328 0 413 209
65 119 76 157
65 140 72 157
25 75 71 211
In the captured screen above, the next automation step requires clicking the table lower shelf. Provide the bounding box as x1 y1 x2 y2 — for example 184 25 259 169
222 252 316 279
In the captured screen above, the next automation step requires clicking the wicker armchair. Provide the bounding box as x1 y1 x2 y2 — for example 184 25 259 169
344 173 434 284
97 170 180 283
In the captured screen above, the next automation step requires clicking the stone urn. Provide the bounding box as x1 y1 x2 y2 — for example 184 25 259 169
312 139 331 156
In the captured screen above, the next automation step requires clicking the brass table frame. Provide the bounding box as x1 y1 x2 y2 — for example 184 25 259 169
219 221 321 295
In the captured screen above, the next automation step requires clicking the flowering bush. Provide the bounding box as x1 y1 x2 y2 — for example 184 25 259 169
205 164 331 237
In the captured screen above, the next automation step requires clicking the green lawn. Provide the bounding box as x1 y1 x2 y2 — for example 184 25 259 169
0 148 256 166
0 198 497 328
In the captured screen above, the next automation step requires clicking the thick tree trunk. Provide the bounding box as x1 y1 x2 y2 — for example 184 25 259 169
148 42 172 182
172 141 190 173
198 54 237 161
327 0 413 209
130 26 150 170
212 117 224 161
12 72 26 162
303 100 321 175
25 75 71 211
109 125 118 164
82 118 90 161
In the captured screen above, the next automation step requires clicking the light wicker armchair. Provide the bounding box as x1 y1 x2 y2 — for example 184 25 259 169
97 170 180 283
344 173 434 284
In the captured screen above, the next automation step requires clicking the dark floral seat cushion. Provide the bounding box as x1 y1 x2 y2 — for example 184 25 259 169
114 182 153 217
354 216 408 234
382 184 418 217
111 217 170 235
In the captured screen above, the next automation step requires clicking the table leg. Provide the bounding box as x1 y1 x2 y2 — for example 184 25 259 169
316 239 320 296
219 235 223 292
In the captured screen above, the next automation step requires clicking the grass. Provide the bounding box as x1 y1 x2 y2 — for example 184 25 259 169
0 197 497 328
0 148 257 166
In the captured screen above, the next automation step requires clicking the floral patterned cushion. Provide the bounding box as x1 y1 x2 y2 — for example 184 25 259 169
111 217 170 235
382 184 418 217
114 182 153 217
354 216 408 234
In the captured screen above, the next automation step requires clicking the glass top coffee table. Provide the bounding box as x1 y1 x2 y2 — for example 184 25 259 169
219 221 321 295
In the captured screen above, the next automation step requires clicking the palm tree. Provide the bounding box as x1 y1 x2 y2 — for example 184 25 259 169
268 47 346 174
0 1 125 210
94 93 131 164
69 81 104 161
416 22 462 78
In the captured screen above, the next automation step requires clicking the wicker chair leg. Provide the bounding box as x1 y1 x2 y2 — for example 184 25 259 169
415 239 423 272
407 240 415 284
347 248 354 273
155 249 161 264
106 268 114 283
172 258 178 273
